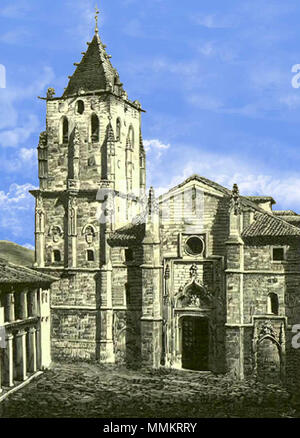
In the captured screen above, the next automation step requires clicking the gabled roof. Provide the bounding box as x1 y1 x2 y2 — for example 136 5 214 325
63 32 124 98
109 174 300 245
0 258 58 286
158 174 272 213
158 174 231 201
242 212 300 238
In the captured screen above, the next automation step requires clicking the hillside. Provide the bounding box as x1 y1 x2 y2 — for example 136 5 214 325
0 241 34 267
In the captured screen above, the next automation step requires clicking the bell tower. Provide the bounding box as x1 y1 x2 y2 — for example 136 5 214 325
30 9 146 361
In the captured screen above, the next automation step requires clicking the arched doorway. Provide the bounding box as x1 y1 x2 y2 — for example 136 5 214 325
181 316 209 371
256 337 281 383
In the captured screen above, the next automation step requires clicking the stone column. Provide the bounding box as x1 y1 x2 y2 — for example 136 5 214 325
36 326 41 370
3 333 14 387
27 327 37 373
68 196 78 269
19 290 28 320
5 290 15 322
15 330 27 381
39 290 51 369
35 194 45 268
28 289 38 317
140 188 163 368
225 184 245 379
97 196 115 364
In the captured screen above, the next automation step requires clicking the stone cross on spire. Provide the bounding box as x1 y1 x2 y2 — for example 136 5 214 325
95 5 100 34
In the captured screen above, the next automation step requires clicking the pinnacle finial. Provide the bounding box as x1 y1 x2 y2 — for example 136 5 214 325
95 5 100 34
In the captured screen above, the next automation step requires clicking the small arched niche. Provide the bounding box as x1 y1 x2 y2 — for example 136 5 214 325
76 100 85 115
53 249 62 263
91 113 100 142
128 125 134 147
116 118 121 142
267 293 279 315
60 116 69 144
86 249 95 262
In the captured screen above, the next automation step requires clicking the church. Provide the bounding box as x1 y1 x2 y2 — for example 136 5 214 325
30 13 300 384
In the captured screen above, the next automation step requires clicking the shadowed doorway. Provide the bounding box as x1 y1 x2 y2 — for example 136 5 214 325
181 316 209 371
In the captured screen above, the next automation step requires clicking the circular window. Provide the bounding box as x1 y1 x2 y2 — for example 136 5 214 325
76 100 85 114
185 236 204 256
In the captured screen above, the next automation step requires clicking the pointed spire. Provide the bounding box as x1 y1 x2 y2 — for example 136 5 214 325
231 183 241 216
95 5 100 34
63 25 125 98
148 187 158 215
139 129 145 157
106 122 115 156
73 124 81 145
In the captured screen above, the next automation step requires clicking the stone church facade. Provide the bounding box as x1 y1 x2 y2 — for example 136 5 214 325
30 20 300 383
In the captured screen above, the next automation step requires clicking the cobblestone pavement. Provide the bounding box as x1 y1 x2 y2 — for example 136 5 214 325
0 362 298 418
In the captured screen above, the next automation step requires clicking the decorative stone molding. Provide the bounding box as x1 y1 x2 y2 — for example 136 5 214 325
82 224 96 244
176 279 212 309
48 225 63 243
231 183 241 215
258 320 277 342
47 87 55 99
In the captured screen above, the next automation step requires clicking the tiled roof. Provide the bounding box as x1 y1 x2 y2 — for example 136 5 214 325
273 210 298 216
63 33 124 97
273 216 300 228
242 212 300 238
0 258 58 285
108 214 146 247
246 196 276 205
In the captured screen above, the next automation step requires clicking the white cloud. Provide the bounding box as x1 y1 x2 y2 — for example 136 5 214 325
144 139 170 152
0 114 39 147
197 41 238 62
187 94 224 111
0 183 36 238
149 146 300 212
0 28 32 45
0 66 54 145
144 138 170 159
23 243 34 250
192 14 235 29
19 147 37 162
0 1 32 19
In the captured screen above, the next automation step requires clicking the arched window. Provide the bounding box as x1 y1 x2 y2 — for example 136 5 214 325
87 249 95 262
76 100 85 115
267 293 279 315
53 249 61 263
128 126 134 147
62 117 69 144
91 114 100 142
116 118 121 141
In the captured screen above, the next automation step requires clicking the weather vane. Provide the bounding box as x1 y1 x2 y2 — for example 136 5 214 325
95 5 99 33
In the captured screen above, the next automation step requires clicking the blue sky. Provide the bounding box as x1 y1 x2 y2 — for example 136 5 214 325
1 0 300 248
